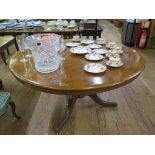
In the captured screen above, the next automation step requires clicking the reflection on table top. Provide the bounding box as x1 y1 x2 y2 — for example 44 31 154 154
9 48 145 95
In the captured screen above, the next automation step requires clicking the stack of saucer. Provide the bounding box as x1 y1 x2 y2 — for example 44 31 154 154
106 50 120 58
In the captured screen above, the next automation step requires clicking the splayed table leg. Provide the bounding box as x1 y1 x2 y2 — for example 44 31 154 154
89 94 117 107
53 95 78 133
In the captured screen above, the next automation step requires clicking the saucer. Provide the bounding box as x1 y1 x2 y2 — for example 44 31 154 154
106 60 124 67
84 63 107 73
81 39 95 45
66 42 80 47
85 53 104 61
72 38 81 42
87 44 102 49
92 49 108 54
70 46 91 54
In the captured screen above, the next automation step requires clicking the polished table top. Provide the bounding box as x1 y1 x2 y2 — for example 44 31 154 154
9 48 145 95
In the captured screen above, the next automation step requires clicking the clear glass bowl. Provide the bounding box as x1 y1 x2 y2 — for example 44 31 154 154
26 34 63 73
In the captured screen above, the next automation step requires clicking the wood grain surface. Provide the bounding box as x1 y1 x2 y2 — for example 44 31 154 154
9 48 144 95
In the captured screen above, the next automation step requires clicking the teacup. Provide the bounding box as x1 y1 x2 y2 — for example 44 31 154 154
106 43 116 49
108 57 122 65
114 46 124 54
108 42 116 45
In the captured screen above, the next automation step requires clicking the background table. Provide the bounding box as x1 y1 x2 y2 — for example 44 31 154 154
0 21 103 39
0 35 18 65
9 48 145 132
0 26 79 39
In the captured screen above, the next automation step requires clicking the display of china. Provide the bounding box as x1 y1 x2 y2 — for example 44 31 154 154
106 57 123 67
72 35 80 42
96 38 106 45
26 34 63 73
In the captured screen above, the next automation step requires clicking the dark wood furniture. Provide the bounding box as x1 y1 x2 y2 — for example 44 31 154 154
0 35 18 65
9 46 145 133
79 19 103 39
0 26 79 39
0 79 3 88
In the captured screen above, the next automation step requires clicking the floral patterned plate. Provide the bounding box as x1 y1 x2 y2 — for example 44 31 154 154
70 46 91 54
81 39 95 45
84 63 107 73
66 42 80 47
85 53 104 61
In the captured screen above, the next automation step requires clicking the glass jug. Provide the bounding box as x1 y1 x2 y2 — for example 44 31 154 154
26 34 62 73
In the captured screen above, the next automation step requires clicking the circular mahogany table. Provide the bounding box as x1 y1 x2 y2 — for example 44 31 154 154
9 48 145 132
